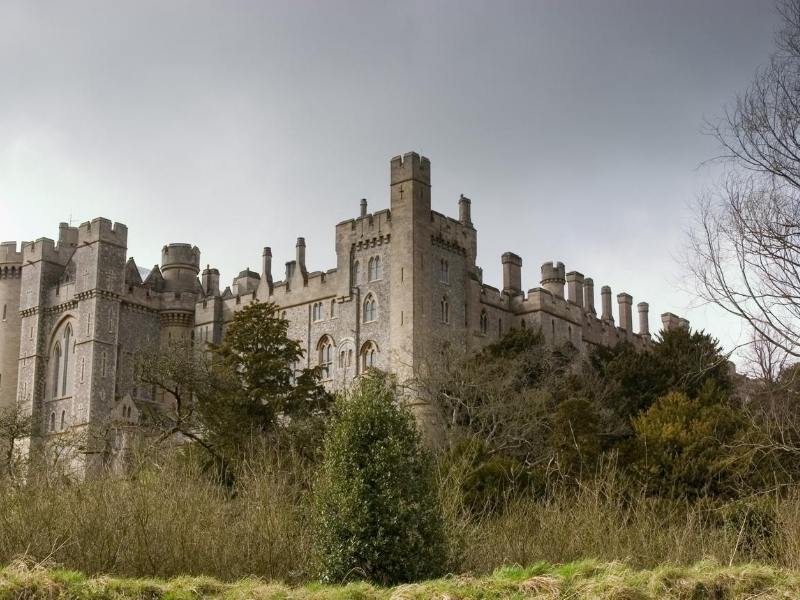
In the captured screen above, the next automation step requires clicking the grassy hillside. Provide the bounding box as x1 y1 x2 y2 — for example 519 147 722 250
2 560 798 600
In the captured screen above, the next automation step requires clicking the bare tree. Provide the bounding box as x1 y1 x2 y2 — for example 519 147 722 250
742 327 791 383
689 0 800 358
0 402 31 479
136 339 223 465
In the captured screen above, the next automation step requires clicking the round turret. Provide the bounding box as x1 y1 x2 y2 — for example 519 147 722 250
161 244 200 292
540 261 566 298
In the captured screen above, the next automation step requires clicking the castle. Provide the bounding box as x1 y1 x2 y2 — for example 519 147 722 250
0 152 689 465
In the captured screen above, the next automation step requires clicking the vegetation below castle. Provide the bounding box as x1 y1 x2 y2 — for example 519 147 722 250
4 560 800 599
3 300 800 587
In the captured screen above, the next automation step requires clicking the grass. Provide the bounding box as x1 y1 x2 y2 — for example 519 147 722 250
1 560 799 599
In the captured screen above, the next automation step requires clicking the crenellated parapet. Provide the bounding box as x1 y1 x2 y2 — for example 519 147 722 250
390 151 431 186
0 241 23 266
540 261 566 298
77 217 127 248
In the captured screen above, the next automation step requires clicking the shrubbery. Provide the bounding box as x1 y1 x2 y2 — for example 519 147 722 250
313 373 447 585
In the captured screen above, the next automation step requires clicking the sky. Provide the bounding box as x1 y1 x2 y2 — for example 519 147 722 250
0 0 783 361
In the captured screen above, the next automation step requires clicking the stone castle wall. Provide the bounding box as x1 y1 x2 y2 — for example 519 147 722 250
2 152 689 469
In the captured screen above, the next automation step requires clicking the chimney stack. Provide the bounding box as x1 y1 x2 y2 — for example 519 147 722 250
617 293 633 331
638 302 650 337
566 271 584 307
459 194 472 226
601 286 614 323
583 277 596 315
262 247 273 288
360 198 368 218
502 252 522 295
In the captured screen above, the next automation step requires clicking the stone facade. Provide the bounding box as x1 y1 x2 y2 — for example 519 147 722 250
0 151 689 467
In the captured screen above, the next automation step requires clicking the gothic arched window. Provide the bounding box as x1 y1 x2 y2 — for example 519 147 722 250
361 341 378 370
318 336 334 379
363 295 377 322
440 259 449 283
440 297 449 324
352 260 360 285
480 310 488 334
62 324 72 397
368 256 381 281
51 342 62 399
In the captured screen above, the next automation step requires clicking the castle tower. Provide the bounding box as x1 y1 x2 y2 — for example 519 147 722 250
0 242 23 412
541 262 566 298
159 244 200 347
17 224 80 449
389 152 431 381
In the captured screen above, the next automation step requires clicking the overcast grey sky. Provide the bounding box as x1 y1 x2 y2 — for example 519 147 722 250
0 1 782 356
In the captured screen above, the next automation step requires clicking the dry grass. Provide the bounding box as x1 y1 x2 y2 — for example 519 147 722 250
0 449 315 582
2 449 800 584
1 559 799 599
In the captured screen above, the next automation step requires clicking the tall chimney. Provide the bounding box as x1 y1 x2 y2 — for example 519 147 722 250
502 252 522 295
566 271 584 307
617 293 633 331
661 312 681 332
262 247 273 287
459 194 472 226
583 277 596 315
360 198 368 218
638 302 650 337
601 286 614 323
296 237 306 270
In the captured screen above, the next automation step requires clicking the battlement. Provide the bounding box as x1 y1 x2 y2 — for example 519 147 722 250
390 151 431 185
58 223 78 248
541 261 566 282
0 241 23 265
77 217 128 247
22 237 60 263
161 243 201 273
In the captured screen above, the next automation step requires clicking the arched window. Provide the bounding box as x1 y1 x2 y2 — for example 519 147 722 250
368 256 381 281
62 324 72 397
480 310 488 334
60 410 65 430
318 336 334 379
49 412 55 432
330 299 336 318
440 297 449 324
51 342 62 399
312 302 322 321
363 295 377 322
361 341 378 370
352 261 360 285
440 259 449 283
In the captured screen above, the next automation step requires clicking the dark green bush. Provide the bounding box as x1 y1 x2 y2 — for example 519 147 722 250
313 373 448 585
